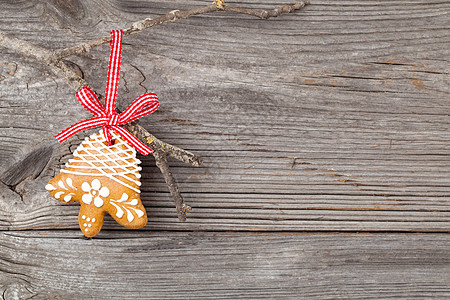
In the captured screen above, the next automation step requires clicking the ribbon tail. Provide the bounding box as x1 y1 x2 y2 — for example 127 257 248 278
54 117 107 142
111 126 153 156
102 127 114 146
105 30 123 115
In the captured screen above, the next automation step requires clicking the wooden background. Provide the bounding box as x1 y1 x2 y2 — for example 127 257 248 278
0 0 449 298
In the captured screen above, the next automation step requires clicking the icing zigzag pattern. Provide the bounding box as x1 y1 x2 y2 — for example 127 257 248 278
62 131 143 193
46 130 147 237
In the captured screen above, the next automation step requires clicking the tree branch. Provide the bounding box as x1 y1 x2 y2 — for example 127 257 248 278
48 59 203 167
125 122 202 167
48 59 201 222
53 1 309 59
0 30 53 61
0 29 201 221
153 151 191 222
223 1 309 19
0 1 309 222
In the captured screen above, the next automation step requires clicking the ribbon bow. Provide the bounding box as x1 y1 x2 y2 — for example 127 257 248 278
55 30 159 156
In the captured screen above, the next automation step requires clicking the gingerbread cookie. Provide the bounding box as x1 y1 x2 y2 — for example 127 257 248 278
46 130 147 237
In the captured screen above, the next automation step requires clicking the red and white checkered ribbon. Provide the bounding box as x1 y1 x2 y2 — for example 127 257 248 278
55 30 159 156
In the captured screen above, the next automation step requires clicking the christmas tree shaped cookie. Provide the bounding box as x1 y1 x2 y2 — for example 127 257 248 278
46 130 147 237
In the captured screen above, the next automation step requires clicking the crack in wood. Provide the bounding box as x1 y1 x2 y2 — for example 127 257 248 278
0 146 53 187
130 64 148 93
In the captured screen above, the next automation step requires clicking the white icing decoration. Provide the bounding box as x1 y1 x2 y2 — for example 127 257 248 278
110 202 124 218
82 217 97 230
54 191 64 199
110 193 144 222
91 179 101 190
66 178 76 190
99 187 110 197
81 182 90 193
85 228 88 232
111 193 129 204
126 210 134 222
82 194 92 205
60 130 142 193
81 180 108 207
63 193 74 202
94 196 103 207
132 208 145 218
45 184 56 191
58 180 67 190
120 193 128 202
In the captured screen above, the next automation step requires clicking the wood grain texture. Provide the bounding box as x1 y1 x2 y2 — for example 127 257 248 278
0 231 449 299
0 0 448 232
1 1 449 298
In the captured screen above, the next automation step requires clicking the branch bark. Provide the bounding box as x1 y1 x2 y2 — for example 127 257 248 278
125 122 202 167
53 57 199 222
48 60 203 167
53 1 309 59
0 1 309 222
153 151 191 222
223 1 309 19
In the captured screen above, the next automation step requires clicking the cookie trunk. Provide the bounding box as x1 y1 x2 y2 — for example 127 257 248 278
79 204 105 237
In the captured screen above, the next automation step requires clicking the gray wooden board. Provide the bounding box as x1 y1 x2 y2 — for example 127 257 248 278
0 231 449 299
0 0 449 298
0 0 448 232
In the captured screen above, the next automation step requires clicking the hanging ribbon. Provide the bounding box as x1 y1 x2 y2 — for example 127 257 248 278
55 30 159 156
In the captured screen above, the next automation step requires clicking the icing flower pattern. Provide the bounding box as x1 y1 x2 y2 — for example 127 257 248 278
45 131 148 238
81 179 110 207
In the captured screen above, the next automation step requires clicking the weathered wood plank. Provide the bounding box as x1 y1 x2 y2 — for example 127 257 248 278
0 0 449 232
0 231 449 299
0 2 449 298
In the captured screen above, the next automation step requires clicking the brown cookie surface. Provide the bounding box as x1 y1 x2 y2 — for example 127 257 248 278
46 130 147 237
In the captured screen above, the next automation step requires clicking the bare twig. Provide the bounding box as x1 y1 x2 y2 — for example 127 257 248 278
49 59 200 222
48 59 203 167
0 1 309 221
50 59 90 91
153 151 191 222
223 1 309 19
0 30 53 61
53 57 198 222
0 29 199 221
125 122 202 167
53 1 309 59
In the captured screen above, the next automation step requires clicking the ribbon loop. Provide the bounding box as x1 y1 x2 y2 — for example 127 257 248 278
54 30 159 156
120 93 159 123
76 87 106 117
